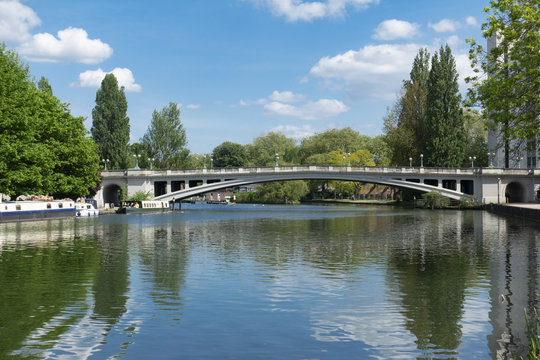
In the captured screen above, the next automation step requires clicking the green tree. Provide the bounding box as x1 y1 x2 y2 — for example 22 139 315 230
141 102 189 169
212 141 247 167
246 131 298 166
463 108 488 167
37 76 53 95
384 49 430 166
298 128 371 163
91 73 130 169
0 44 100 198
425 45 467 167
467 0 540 160
383 101 417 166
239 180 309 204
366 135 391 166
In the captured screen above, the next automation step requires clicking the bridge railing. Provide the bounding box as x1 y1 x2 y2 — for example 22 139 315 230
101 166 535 177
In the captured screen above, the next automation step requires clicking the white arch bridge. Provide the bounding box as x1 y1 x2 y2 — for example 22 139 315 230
96 165 540 206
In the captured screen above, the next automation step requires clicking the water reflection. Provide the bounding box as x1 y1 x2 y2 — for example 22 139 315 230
0 206 539 359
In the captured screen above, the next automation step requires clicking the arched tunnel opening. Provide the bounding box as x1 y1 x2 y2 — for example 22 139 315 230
103 184 122 207
505 182 525 203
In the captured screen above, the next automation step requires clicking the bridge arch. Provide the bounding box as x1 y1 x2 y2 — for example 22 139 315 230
505 181 526 203
103 183 123 206
154 173 472 203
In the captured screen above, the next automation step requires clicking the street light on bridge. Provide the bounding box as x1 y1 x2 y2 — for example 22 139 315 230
342 154 345 167
517 156 524 168
409 157 412 168
133 154 141 170
347 152 351 167
149 157 155 170
469 156 476 168
487 152 495 167
275 153 279 167
420 154 424 168
210 157 213 169
102 158 109 171
203 154 207 169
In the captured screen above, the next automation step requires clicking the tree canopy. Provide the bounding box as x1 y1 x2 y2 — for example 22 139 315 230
141 102 189 169
0 44 100 198
467 0 540 153
245 131 298 166
425 45 467 167
212 141 247 168
385 46 471 167
91 74 130 170
298 127 372 162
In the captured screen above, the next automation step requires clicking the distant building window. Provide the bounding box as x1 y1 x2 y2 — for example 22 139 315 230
47 203 52 209
16 205 21 211
59 203 63 209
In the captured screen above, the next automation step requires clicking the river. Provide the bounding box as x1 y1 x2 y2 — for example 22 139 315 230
0 204 539 359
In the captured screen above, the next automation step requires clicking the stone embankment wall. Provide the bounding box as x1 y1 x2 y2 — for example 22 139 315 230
488 204 540 222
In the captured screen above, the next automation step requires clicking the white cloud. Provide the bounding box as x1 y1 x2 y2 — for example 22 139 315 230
17 27 113 64
185 104 200 110
71 68 141 92
446 35 460 48
264 99 349 120
428 19 461 33
372 19 421 41
0 0 41 43
270 124 315 140
269 90 305 103
454 52 475 90
258 0 379 22
239 98 268 106
465 16 479 27
310 43 423 100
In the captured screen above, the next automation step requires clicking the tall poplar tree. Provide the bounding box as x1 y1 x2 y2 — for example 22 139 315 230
384 48 430 165
425 45 466 167
91 74 130 169
141 102 189 169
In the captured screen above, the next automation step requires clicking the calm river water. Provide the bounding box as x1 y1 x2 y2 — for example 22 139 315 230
1 204 539 359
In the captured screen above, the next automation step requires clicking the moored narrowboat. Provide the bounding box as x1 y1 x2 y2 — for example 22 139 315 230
0 200 76 223
116 200 170 214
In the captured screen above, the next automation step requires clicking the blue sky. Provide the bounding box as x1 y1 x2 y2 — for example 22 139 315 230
0 0 486 154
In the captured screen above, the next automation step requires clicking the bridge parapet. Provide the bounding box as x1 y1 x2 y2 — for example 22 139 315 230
99 166 540 180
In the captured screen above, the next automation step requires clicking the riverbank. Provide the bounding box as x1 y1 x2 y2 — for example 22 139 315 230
487 203 540 222
302 199 401 206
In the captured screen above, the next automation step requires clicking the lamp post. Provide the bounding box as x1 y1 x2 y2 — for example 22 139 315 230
133 154 140 170
420 154 424 168
203 154 207 169
469 156 476 168
409 157 412 168
210 157 213 169
342 155 345 167
275 153 279 167
102 158 109 171
517 156 524 169
149 157 154 170
487 152 495 167
347 152 351 167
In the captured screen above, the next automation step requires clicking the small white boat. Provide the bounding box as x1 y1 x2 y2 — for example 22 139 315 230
75 202 100 217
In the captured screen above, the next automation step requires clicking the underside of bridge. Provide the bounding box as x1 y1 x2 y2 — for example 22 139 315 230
153 174 473 203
